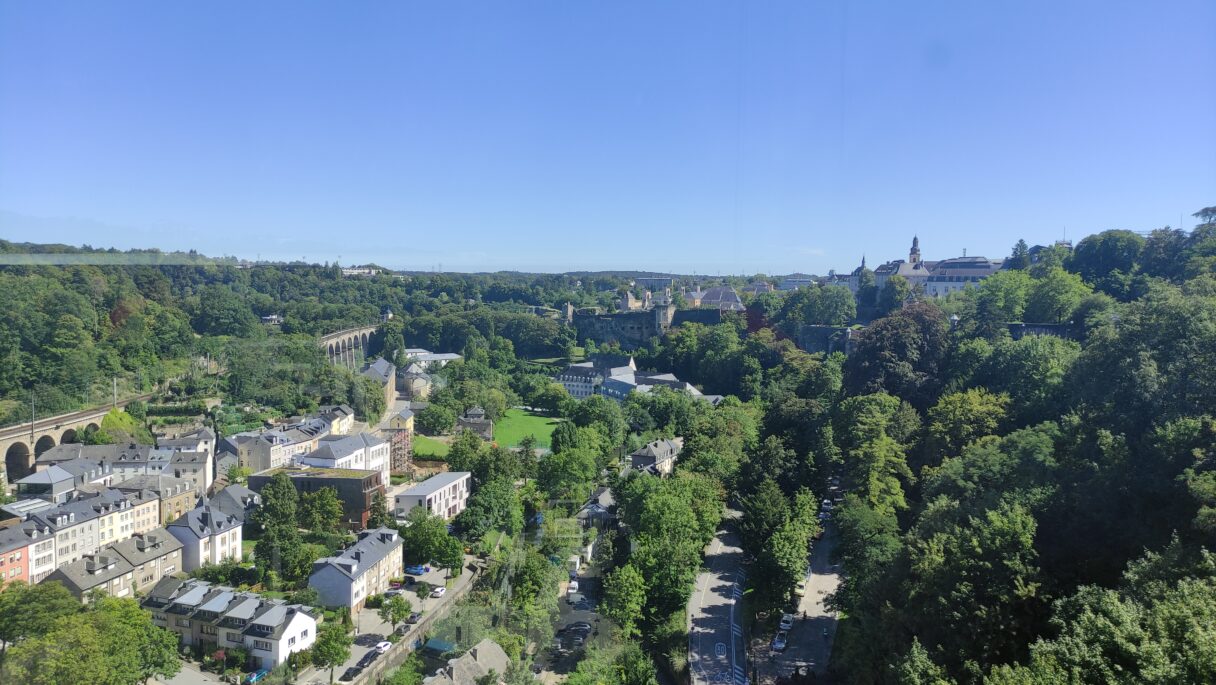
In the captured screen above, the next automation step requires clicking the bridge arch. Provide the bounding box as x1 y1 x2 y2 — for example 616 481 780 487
86 422 100 432
61 427 78 444
34 435 56 457
5 442 31 482
361 332 369 348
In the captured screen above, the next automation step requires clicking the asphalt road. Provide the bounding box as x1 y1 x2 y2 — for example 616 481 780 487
760 521 841 682
688 522 746 685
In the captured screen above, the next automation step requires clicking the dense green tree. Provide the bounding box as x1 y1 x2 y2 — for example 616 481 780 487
1008 240 1031 271
603 563 648 638
298 487 344 534
923 388 1009 466
1024 267 1091 323
0 581 82 656
455 477 524 539
879 275 913 314
738 478 790 557
378 594 413 634
313 621 353 684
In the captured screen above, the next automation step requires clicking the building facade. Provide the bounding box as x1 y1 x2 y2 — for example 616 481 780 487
308 527 403 612
394 472 471 521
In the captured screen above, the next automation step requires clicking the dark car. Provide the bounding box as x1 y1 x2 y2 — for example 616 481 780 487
407 612 423 624
565 621 592 633
339 667 362 682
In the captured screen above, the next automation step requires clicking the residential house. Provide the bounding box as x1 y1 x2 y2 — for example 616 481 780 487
166 499 243 572
629 438 684 477
249 467 385 531
114 474 195 525
423 638 510 685
210 484 262 524
318 404 356 435
35 442 213 495
456 407 493 441
395 472 471 521
361 357 397 411
44 528 183 601
308 527 403 612
575 487 617 530
219 418 330 473
15 458 113 504
0 525 32 585
298 433 391 484
144 578 318 670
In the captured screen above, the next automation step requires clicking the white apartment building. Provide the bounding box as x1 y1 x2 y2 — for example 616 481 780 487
166 500 243 572
297 433 391 484
395 472 471 521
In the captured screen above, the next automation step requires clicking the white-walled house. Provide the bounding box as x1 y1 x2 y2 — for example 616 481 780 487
298 433 391 484
144 578 318 670
394 472 471 521
308 527 403 612
166 499 243 571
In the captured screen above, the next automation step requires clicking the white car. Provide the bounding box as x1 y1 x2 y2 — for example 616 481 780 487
375 641 392 654
779 613 795 631
568 580 580 594
431 587 447 598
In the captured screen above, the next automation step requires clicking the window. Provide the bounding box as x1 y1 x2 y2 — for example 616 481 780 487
301 629 309 638
253 640 272 651
229 632 242 642
288 636 296 646
177 618 190 627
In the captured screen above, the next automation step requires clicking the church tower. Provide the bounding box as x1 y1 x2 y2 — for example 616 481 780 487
909 236 921 264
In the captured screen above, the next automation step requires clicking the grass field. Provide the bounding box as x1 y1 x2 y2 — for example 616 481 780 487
413 434 450 458
493 408 563 448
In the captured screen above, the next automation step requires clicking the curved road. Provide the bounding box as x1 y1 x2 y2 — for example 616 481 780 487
688 520 747 685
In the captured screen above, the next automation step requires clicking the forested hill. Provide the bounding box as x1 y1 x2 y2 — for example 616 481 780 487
0 240 608 426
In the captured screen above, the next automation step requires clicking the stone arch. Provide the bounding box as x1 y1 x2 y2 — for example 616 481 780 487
328 343 336 360
361 332 369 348
34 435 56 457
61 428 78 444
5 442 31 482
86 422 100 432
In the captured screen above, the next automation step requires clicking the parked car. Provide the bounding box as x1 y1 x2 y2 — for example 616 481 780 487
431 586 447 598
246 670 270 684
385 589 405 598
375 641 393 654
568 580 580 594
779 613 795 631
405 564 429 575
407 612 423 624
565 621 593 633
794 580 807 597
771 631 789 652
339 666 362 682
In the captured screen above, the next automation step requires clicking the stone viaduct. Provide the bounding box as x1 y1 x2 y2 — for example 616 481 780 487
0 401 144 485
318 324 381 368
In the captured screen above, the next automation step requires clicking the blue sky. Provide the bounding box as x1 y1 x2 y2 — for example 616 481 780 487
1 1 1213 274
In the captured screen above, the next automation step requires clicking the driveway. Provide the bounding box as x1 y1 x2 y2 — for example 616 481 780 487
308 560 477 684
758 522 841 682
688 519 746 685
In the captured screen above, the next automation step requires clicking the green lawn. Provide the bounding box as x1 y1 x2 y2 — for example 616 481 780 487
493 408 563 449
413 434 450 458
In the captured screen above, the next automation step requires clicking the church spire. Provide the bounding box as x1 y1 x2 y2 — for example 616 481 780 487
909 236 921 264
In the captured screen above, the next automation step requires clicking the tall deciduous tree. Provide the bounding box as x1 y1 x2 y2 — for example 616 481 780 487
313 621 353 684
603 563 648 638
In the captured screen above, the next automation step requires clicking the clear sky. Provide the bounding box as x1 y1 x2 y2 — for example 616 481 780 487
1 1 1213 274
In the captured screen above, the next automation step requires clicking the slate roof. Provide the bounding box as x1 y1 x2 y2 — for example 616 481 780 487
424 639 511 685
110 528 184 567
210 484 261 522
166 499 242 541
143 579 318 639
309 527 402 580
401 472 471 498
45 552 132 594
113 474 194 497
362 357 395 384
